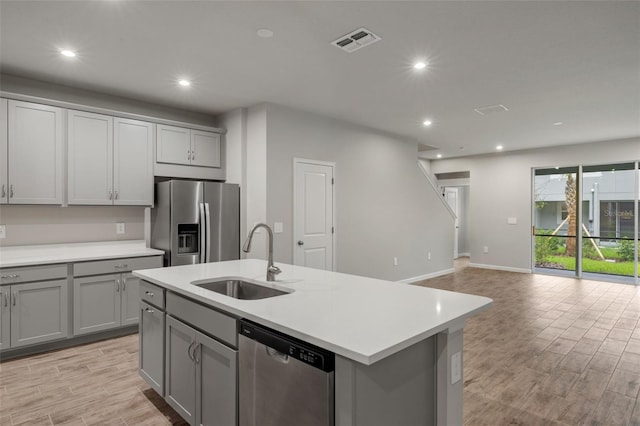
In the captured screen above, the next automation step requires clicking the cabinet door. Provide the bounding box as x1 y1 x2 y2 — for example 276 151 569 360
0 98 7 204
0 287 10 350
165 315 196 424
67 110 113 205
195 331 237 426
120 273 140 326
73 274 120 335
139 301 165 395
190 130 220 168
7 100 63 204
156 124 190 166
114 118 153 205
10 280 69 348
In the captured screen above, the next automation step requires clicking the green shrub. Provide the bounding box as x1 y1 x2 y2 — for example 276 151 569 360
618 239 637 262
535 231 560 264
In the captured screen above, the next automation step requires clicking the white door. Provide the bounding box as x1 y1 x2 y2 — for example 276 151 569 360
445 187 459 259
293 160 334 271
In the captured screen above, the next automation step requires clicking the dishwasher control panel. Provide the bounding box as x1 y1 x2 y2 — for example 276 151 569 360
240 320 335 372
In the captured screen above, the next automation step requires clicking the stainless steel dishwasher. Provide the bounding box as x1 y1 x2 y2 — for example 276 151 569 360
239 320 335 426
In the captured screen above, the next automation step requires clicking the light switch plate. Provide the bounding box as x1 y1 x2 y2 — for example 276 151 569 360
451 351 462 384
0 225 5 239
116 222 126 234
274 222 283 233
507 217 517 225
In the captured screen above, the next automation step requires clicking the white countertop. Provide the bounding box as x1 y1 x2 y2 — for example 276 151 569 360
134 259 492 365
0 240 164 268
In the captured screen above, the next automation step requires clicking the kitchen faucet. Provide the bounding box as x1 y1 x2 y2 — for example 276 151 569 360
242 223 281 281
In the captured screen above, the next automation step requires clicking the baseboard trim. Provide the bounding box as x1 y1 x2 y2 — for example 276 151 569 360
456 252 470 258
398 268 455 284
468 263 532 274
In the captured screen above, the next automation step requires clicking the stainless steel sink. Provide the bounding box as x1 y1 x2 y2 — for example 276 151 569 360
193 279 290 300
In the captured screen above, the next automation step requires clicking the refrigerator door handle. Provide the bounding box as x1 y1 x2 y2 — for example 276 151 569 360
199 202 206 263
205 203 212 263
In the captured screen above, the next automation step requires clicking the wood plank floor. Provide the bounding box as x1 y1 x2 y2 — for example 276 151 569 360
1 260 639 425
417 258 640 426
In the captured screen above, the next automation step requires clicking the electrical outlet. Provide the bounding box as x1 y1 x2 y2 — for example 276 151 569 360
483 246 489 254
393 257 398 266
0 225 5 239
428 251 431 260
116 222 126 234
451 351 462 384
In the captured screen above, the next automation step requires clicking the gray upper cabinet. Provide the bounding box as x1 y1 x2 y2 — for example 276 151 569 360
0 99 8 204
4 100 64 205
113 118 154 205
68 110 153 206
156 124 221 168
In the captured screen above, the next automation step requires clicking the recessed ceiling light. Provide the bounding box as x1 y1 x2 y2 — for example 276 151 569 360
256 29 274 38
436 154 443 159
178 79 191 87
496 145 504 151
413 61 427 70
60 49 76 58
554 166 560 170
422 119 432 127
552 122 564 126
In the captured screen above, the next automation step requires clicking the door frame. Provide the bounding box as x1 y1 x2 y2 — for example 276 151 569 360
444 187 460 259
292 158 336 271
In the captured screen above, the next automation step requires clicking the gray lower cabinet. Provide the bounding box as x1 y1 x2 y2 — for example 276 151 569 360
165 314 237 426
139 300 165 395
73 272 139 335
0 280 69 349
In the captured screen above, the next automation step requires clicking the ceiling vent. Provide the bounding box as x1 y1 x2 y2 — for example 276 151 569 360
474 104 509 115
331 27 381 53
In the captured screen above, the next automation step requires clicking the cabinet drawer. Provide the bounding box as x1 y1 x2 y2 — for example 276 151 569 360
0 264 67 285
140 280 165 309
74 255 162 277
166 292 237 348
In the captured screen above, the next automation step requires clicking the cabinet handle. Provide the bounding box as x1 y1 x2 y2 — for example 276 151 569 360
122 277 126 291
187 341 196 361
191 152 195 160
1 274 20 279
12 293 16 307
114 190 118 200
108 189 113 200
145 291 154 297
144 307 155 314
194 343 201 364
9 185 14 198
1 184 5 198
187 150 191 161
115 279 120 292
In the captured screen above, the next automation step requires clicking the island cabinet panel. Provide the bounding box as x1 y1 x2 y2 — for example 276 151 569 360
140 300 165 396
164 298 238 426
335 337 436 426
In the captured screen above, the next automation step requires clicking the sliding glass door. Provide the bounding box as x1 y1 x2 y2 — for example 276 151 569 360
533 162 639 284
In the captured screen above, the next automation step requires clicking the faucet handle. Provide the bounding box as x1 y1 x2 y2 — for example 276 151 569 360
269 265 282 275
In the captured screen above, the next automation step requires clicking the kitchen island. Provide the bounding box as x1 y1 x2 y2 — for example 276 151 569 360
134 259 492 426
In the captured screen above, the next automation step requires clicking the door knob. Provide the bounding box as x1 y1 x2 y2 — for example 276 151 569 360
297 240 304 246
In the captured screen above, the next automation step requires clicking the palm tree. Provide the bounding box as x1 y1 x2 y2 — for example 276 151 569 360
565 174 577 256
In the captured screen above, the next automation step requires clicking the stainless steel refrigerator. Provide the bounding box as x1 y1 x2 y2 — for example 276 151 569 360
151 180 240 266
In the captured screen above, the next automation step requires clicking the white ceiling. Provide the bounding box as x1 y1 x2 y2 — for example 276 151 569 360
1 1 639 158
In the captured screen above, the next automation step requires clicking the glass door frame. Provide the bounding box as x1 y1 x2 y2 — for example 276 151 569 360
531 161 639 285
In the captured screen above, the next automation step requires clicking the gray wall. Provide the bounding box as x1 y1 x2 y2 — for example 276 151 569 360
430 137 640 272
0 205 144 246
264 104 454 281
